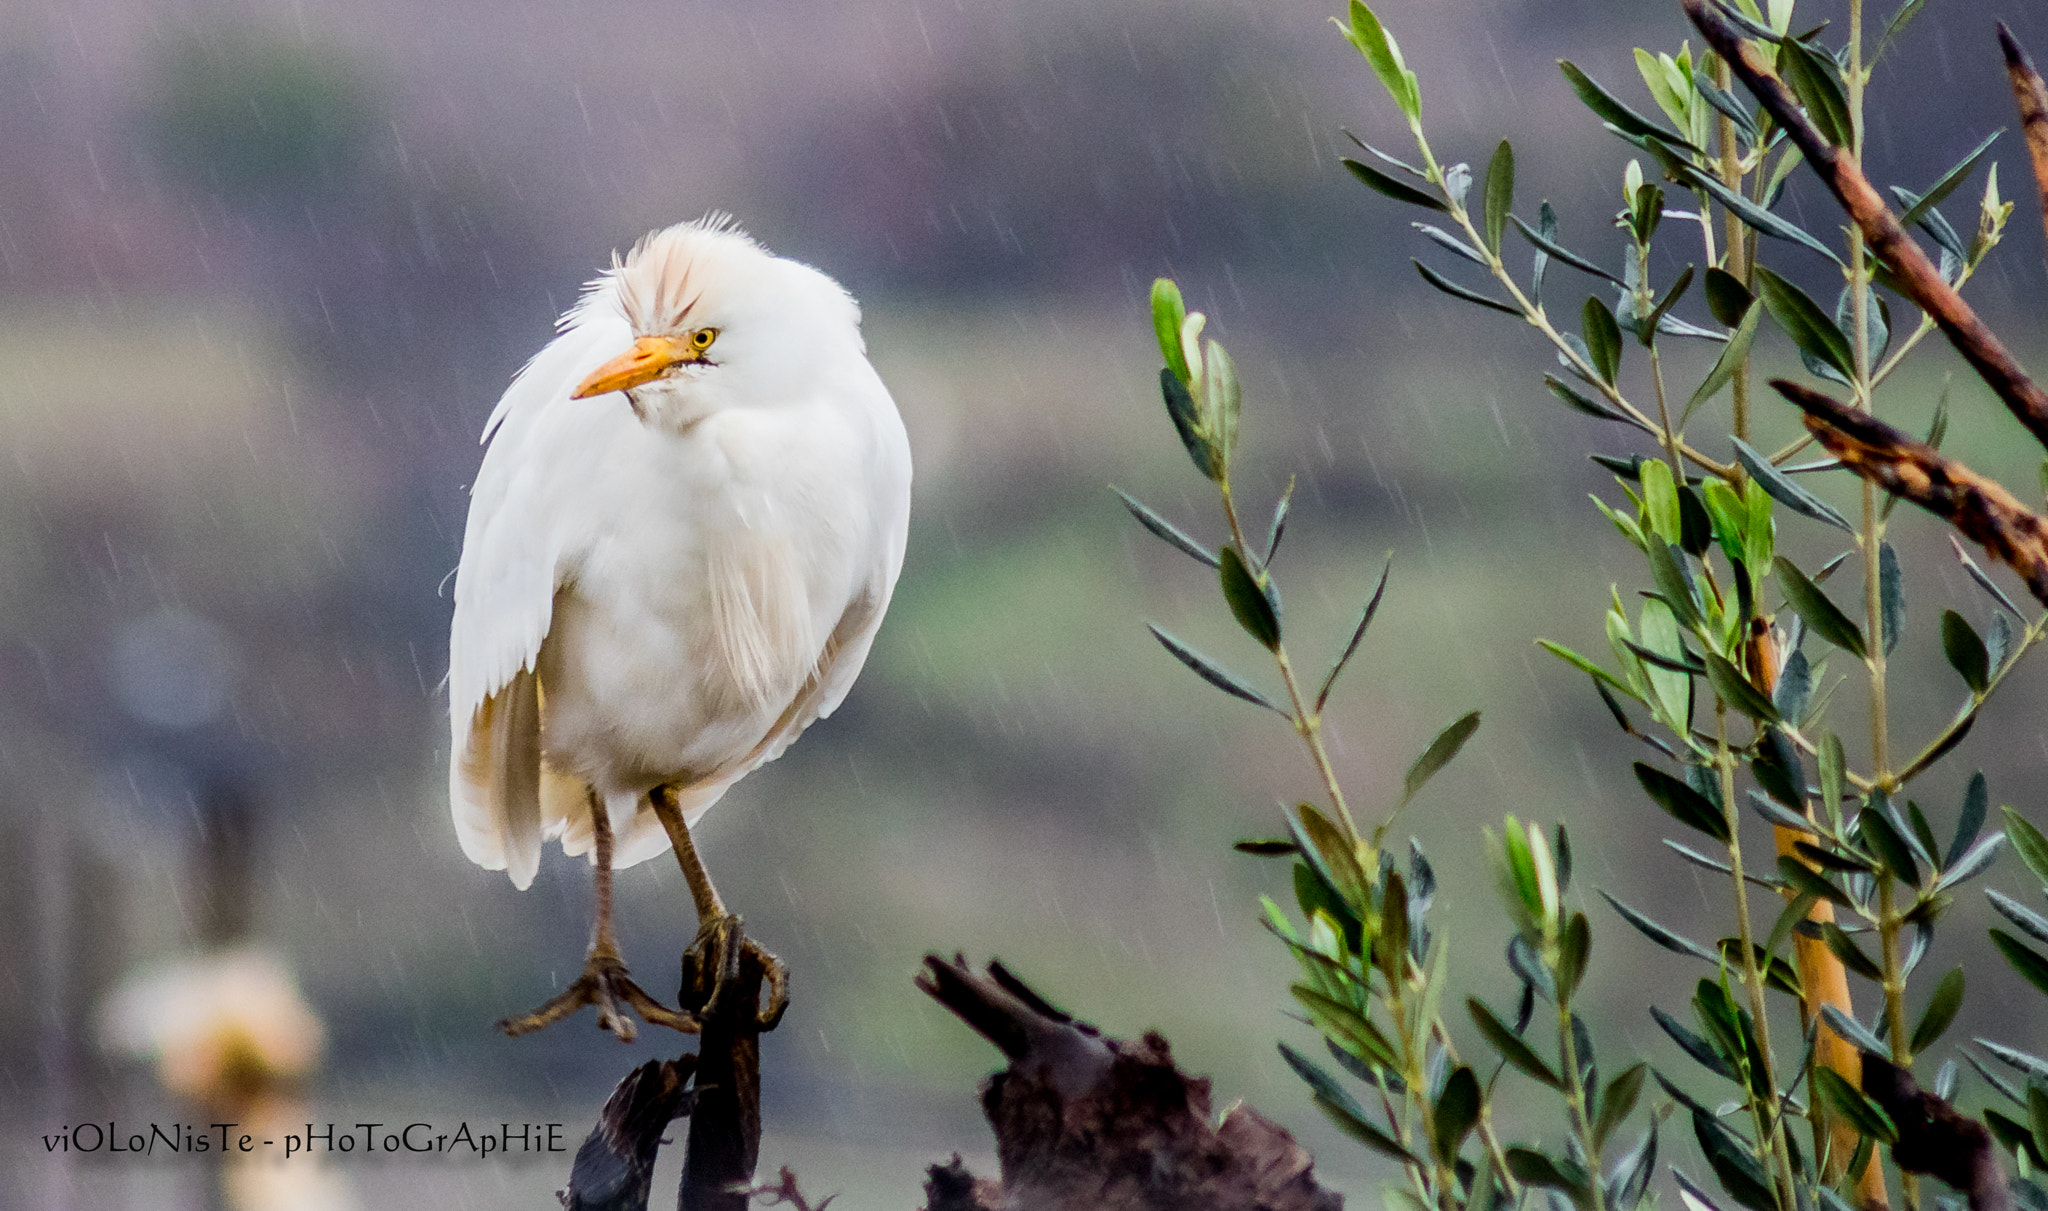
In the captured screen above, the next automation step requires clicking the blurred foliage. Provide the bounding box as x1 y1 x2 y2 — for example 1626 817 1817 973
147 29 375 202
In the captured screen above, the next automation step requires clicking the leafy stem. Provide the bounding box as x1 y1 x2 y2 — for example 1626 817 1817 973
1218 479 1361 843
1716 704 1801 1210
1403 120 1734 480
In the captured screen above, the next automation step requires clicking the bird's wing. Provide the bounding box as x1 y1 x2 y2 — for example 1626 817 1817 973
740 403 912 778
447 301 632 888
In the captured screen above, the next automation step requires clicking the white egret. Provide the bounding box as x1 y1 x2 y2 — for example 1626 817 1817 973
447 216 911 1038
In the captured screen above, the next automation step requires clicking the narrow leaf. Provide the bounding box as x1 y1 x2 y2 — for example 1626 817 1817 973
1594 1063 1647 1151
1265 477 1295 563
1940 609 1990 692
1821 1003 1888 1054
1148 625 1288 716
1816 920 1885 981
1988 889 2048 946
1685 302 1763 422
1813 1067 1898 1143
1344 158 1445 211
1414 222 1489 267
1558 60 1701 152
1601 889 1720 962
1910 967 1965 1053
1219 545 1282 651
1636 762 1731 843
1482 140 1514 254
1150 279 1191 383
1731 437 1854 532
1583 296 1623 383
1993 929 2048 998
1469 997 1563 1087
1952 534 2025 619
1652 1009 1739 1080
1114 488 1219 568
1403 711 1481 806
1415 260 1519 315
1880 542 1904 656
1756 267 1855 379
1702 650 1781 723
1511 214 1623 285
1546 374 1632 424
1317 553 1392 711
1777 556 1868 659
1899 130 2002 231
2005 807 2048 886
1432 1066 1481 1164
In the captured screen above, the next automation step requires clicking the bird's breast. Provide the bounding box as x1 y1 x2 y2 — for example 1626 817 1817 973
534 406 873 794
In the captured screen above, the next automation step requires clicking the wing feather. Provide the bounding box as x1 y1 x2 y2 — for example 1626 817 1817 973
447 291 631 883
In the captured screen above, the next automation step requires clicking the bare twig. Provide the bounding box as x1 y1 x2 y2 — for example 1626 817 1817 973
1684 0 2048 447
745 1167 835 1211
1772 379 2048 606
2000 23 2048 255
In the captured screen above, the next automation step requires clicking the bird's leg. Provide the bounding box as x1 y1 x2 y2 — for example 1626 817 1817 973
498 790 702 1040
650 785 789 1030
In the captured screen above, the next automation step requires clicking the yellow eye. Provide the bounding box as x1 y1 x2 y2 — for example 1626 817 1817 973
690 328 718 351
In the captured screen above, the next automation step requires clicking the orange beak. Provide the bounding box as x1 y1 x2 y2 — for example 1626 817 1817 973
571 335 697 399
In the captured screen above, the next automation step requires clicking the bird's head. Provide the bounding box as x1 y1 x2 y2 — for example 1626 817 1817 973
570 216 863 430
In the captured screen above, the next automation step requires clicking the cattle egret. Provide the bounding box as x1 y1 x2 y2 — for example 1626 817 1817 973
448 216 911 1039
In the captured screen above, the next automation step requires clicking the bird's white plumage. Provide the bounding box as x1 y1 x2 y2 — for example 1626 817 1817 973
448 219 910 889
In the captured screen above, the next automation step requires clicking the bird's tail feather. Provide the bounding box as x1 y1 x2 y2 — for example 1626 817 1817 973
450 669 544 889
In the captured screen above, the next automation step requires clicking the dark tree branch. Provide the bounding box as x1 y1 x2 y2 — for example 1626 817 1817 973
1773 379 2048 607
1684 0 2048 447
681 936 775 1211
916 954 1343 1211
1860 1052 2008 1211
561 1058 697 1211
2000 23 2048 256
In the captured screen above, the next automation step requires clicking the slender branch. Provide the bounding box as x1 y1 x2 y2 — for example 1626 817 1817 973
1218 484 1359 841
1404 125 1735 480
1716 708 1800 1210
1429 1019 1523 1203
1773 380 2048 607
1554 992 1607 1211
2000 23 2048 256
1685 0 2048 448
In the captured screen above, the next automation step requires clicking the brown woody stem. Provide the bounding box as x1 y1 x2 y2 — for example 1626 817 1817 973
2000 22 2048 256
1772 379 2048 607
1684 0 2048 447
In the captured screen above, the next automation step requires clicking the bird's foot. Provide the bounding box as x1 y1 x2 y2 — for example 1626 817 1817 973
498 942 701 1041
679 914 790 1031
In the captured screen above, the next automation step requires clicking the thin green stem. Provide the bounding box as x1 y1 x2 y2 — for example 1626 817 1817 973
1219 482 1361 841
1714 55 1754 442
1431 1019 1524 1203
1649 344 1686 483
1384 959 1455 1210
1886 615 2048 789
1405 125 1735 480
1555 992 1607 1211
1717 706 1801 1211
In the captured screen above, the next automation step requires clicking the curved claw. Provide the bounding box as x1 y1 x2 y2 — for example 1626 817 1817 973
750 939 790 1030
678 916 790 1031
498 949 701 1040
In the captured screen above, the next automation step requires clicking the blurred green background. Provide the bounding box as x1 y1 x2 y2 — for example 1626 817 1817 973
2 0 2046 1206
